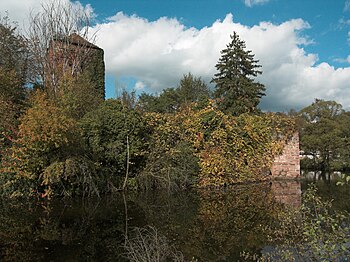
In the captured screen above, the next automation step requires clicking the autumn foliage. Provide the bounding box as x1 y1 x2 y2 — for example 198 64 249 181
0 16 298 198
137 101 296 189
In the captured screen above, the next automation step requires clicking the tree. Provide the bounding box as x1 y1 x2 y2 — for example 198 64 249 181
211 32 265 116
299 99 348 171
56 72 103 120
0 15 29 158
13 90 80 177
138 73 211 113
27 0 97 93
177 73 211 106
79 99 148 188
138 92 160 112
0 69 23 148
0 14 29 86
300 99 344 123
138 88 180 113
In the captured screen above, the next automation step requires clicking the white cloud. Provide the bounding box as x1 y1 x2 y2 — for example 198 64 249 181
0 0 95 33
0 0 41 28
334 54 350 63
339 18 350 27
244 0 271 7
90 12 350 111
71 1 96 20
134 81 146 91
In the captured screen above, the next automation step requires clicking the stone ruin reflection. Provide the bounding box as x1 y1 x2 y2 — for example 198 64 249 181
270 180 302 208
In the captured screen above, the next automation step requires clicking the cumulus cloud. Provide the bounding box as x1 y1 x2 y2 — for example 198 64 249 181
244 0 271 7
134 81 146 91
2 1 350 111
90 12 350 111
0 0 95 33
0 0 41 27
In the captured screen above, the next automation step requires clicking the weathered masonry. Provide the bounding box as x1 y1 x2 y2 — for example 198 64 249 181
48 33 105 100
271 132 300 179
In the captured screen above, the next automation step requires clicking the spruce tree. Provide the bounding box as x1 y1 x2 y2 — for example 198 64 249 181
212 32 265 115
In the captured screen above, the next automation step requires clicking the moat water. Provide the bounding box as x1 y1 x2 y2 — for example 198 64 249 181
0 176 349 261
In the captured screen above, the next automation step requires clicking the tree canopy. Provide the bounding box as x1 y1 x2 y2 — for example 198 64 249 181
299 99 350 171
0 16 29 160
138 73 211 113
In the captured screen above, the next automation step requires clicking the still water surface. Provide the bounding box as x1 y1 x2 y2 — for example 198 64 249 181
0 178 349 261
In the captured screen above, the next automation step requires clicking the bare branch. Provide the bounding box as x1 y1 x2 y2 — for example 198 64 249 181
27 0 97 93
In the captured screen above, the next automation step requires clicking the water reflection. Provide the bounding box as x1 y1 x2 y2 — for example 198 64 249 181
0 180 346 261
270 180 302 208
0 198 129 261
302 170 348 182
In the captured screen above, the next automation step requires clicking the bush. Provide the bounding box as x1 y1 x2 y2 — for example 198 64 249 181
124 226 184 262
0 90 83 198
242 184 350 261
79 99 148 188
41 156 99 198
137 101 296 189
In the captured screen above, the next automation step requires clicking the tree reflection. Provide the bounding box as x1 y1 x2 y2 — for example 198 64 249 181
0 181 330 262
0 197 129 261
192 184 280 261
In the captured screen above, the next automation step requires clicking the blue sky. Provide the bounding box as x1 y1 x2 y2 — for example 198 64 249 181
1 0 350 111
83 0 349 64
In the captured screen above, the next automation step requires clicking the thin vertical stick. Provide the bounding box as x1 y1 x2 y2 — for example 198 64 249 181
122 135 130 190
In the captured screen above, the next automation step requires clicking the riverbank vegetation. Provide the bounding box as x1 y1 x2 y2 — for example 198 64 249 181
0 5 299 199
1 3 350 262
1 1 350 199
242 184 350 261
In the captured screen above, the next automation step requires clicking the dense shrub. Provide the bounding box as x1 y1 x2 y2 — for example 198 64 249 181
79 99 149 189
0 90 85 197
137 101 296 189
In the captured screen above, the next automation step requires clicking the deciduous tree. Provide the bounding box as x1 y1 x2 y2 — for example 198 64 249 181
138 73 210 113
299 99 348 171
79 99 148 188
27 0 95 92
0 15 29 158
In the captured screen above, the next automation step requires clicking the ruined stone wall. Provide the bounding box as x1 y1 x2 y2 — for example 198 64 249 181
271 132 300 179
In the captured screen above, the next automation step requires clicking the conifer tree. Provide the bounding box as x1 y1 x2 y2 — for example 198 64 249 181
212 32 265 115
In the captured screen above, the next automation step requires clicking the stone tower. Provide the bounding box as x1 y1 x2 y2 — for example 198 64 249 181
48 33 105 100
